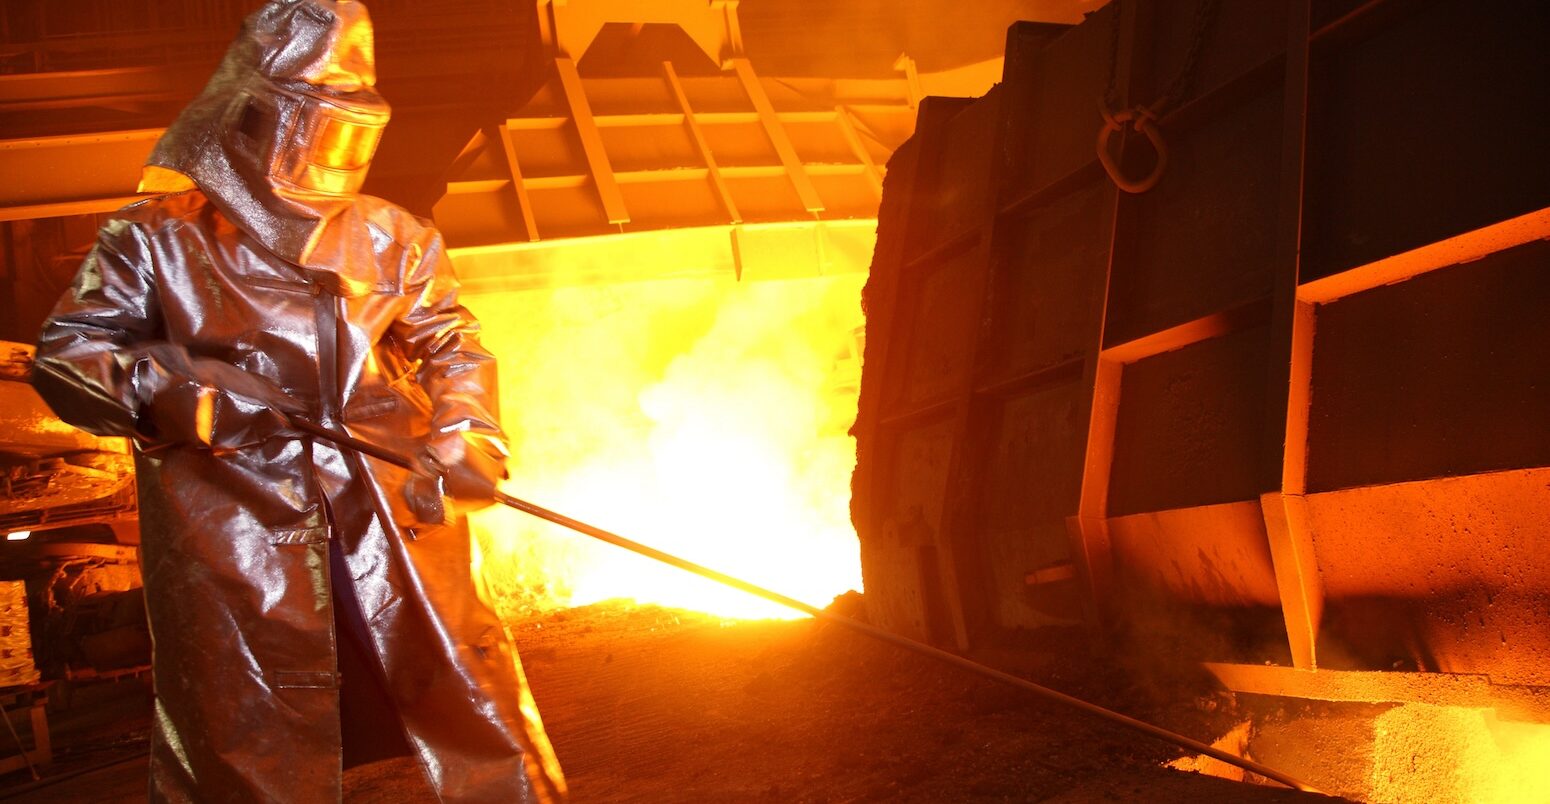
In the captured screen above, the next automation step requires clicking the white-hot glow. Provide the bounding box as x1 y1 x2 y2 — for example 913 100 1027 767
466 272 866 620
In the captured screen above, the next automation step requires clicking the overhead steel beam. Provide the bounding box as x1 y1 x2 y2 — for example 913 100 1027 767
0 66 196 113
834 106 884 200
450 218 876 293
494 123 542 242
0 129 157 221
730 57 823 214
663 61 741 224
554 56 631 225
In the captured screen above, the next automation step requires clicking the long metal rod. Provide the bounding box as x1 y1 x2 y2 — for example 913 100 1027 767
291 418 1323 793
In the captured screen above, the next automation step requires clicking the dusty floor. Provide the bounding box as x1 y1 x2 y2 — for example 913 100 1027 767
2 598 1345 802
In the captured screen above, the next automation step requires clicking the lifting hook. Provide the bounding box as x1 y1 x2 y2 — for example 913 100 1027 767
1097 102 1169 194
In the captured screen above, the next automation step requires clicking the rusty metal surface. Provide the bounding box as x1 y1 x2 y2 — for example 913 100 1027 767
30 3 563 800
1301 0 1550 279
1106 86 1282 345
1306 468 1550 687
1107 324 1272 516
980 183 1111 384
1108 501 1280 608
972 380 1090 629
862 415 959 643
1306 239 1550 492
853 0 1550 705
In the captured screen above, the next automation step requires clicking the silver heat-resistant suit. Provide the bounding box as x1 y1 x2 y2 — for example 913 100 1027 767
31 1 565 800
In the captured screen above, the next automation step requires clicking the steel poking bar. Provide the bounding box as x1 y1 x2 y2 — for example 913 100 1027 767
290 417 1324 793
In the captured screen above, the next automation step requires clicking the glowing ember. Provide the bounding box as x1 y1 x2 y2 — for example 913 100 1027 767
465 272 865 620
1167 720 1253 782
1370 704 1550 804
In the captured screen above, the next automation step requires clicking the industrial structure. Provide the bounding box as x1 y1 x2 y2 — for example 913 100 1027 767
1 0 1546 799
856 0 1549 693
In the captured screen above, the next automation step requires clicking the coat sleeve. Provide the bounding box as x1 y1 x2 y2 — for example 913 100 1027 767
32 215 298 448
387 230 506 451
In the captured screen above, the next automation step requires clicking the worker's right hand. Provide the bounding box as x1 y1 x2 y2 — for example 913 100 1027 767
145 382 302 450
139 351 305 449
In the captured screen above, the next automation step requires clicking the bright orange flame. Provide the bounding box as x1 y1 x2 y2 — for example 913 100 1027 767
1370 704 1550 804
465 272 865 620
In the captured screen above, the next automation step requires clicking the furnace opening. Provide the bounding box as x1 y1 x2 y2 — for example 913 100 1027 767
466 270 866 621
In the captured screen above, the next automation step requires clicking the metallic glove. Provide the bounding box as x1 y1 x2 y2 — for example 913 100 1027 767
400 430 509 526
139 351 304 450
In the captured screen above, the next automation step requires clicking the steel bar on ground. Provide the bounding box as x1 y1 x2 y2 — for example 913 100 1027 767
289 418 1324 794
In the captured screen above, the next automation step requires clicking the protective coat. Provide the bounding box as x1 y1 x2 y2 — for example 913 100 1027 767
31 2 564 801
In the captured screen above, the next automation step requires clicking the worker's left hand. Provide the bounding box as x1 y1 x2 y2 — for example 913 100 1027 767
402 430 508 524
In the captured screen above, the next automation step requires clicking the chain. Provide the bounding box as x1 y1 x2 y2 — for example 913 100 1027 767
1100 0 1222 118
1102 0 1123 111
1153 0 1222 116
1096 0 1222 194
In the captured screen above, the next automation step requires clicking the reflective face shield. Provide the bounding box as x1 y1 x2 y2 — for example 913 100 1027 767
235 83 390 197
293 92 388 194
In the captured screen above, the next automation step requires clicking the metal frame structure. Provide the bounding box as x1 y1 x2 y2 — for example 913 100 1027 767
433 48 914 245
853 0 1550 714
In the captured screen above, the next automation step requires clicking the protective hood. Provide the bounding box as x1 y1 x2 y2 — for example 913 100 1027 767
139 0 390 266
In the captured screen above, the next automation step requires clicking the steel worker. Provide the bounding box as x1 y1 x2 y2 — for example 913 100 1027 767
31 1 564 800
